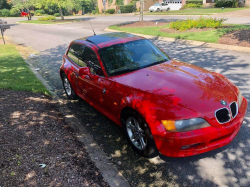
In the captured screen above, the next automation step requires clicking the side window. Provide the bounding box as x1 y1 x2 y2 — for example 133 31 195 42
67 44 87 67
82 47 104 76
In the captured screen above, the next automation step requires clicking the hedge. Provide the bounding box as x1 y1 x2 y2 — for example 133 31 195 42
35 9 45 15
186 0 203 5
120 5 134 13
54 13 60 17
1 9 10 17
10 8 21 17
215 1 233 7
106 9 115 14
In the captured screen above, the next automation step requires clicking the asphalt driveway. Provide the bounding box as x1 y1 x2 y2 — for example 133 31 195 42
3 15 250 186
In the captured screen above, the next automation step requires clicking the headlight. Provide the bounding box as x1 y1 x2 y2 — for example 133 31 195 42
161 118 210 132
238 90 243 108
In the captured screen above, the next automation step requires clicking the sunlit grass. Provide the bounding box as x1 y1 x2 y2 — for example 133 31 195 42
0 44 50 95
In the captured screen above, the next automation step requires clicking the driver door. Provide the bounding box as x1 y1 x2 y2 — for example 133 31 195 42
77 46 105 107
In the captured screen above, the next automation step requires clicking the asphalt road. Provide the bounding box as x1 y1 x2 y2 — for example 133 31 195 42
3 14 250 187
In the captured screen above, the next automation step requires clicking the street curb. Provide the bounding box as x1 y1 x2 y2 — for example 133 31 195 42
105 28 250 54
16 21 76 25
16 47 130 187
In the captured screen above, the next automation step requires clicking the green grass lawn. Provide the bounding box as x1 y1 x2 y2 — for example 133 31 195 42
109 24 250 43
0 44 49 94
143 8 248 15
17 20 76 24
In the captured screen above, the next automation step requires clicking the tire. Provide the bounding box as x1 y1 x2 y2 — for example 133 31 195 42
157 8 160 12
121 110 158 158
61 73 78 100
167 8 170 11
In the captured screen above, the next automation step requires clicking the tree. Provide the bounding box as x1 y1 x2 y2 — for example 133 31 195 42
8 0 35 19
37 0 74 20
73 0 95 14
0 0 11 9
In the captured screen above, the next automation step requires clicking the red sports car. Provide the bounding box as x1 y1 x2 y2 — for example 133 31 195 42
60 32 247 157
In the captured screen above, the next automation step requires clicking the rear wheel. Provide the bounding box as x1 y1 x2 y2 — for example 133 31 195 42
157 8 160 12
167 8 170 11
122 110 158 158
62 73 78 100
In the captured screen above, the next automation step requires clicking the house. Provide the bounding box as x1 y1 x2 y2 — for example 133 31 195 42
96 0 185 13
203 0 250 7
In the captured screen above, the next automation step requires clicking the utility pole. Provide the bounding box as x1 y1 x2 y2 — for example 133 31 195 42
139 0 144 21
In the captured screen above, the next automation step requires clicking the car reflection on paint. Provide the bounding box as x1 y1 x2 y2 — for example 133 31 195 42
60 32 247 157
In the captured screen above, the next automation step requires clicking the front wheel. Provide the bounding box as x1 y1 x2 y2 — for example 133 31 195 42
62 73 78 100
167 8 170 11
122 110 158 158
157 8 160 12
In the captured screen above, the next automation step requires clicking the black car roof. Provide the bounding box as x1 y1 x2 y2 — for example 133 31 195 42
85 32 136 45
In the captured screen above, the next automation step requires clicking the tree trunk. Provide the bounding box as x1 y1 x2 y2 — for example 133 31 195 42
139 0 143 21
59 7 64 20
27 7 32 20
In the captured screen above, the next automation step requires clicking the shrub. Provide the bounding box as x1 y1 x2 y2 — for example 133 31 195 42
215 0 233 7
10 8 21 17
54 13 60 17
183 3 202 8
35 9 45 15
186 0 203 5
92 10 96 14
36 13 41 16
120 5 134 13
38 15 56 21
106 9 115 14
95 6 100 14
170 17 226 31
30 10 35 16
1 9 10 17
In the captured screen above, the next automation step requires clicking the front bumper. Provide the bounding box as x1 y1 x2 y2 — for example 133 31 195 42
154 98 248 157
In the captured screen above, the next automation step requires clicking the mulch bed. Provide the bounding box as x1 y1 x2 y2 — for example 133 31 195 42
0 89 109 187
218 29 250 48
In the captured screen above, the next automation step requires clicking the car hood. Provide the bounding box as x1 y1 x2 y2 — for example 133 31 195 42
111 60 238 124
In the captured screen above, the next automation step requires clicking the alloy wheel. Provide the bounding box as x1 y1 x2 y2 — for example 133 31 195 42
126 117 147 150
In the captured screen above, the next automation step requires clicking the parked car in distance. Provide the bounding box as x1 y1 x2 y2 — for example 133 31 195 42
21 11 34 17
21 12 28 17
60 32 247 158
149 3 170 12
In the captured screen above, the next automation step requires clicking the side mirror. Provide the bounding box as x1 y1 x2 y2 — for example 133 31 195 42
79 67 93 79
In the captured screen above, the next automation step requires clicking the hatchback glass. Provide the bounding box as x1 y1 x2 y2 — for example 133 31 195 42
99 39 170 76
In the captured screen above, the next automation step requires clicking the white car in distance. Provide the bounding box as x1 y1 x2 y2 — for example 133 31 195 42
149 3 170 12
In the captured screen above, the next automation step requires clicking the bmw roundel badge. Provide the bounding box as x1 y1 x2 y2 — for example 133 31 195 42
220 100 227 106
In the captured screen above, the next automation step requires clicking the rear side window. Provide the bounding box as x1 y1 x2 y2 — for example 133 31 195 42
67 44 87 67
67 44 104 76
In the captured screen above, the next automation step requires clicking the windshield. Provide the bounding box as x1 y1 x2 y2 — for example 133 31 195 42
99 39 170 76
152 3 160 6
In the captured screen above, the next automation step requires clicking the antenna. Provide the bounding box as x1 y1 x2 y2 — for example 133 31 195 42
88 20 96 36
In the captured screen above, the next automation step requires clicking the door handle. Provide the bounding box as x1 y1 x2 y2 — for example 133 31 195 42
103 88 106 94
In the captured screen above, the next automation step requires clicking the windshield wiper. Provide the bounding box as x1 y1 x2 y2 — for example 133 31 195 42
111 67 140 76
144 59 168 68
